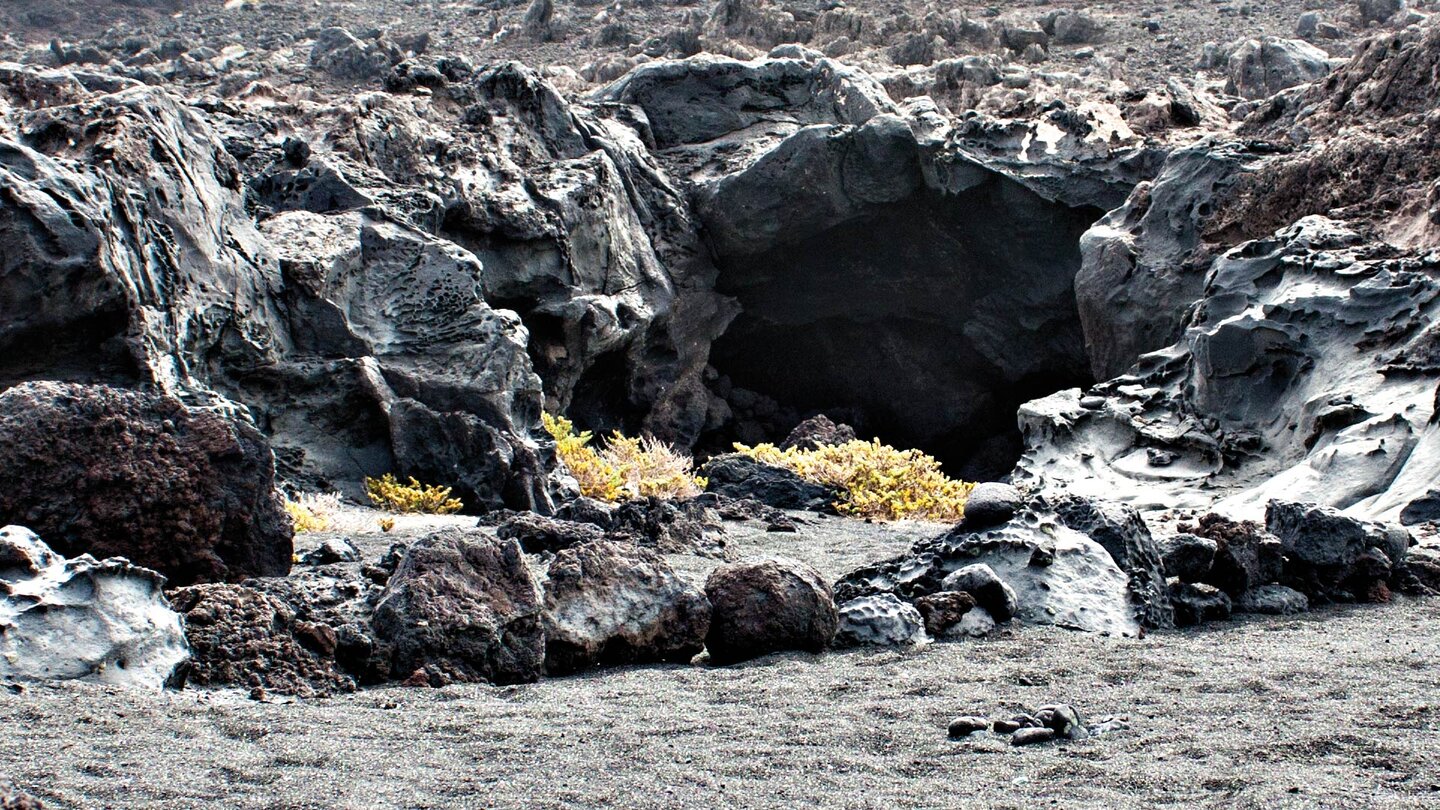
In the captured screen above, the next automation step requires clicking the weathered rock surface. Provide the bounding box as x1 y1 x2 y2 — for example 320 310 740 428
913 591 976 636
0 526 189 689
780 414 856 451
958 483 1022 531
0 382 291 585
1169 581 1233 626
1050 494 1173 628
939 564 1018 623
836 504 1146 637
1223 37 1332 100
496 513 605 554
1159 534 1217 583
1238 584 1310 615
542 540 710 674
1266 500 1410 601
372 529 544 685
834 593 929 648
168 583 356 697
704 557 838 664
701 455 837 511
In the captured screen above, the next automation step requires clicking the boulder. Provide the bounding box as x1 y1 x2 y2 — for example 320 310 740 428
1266 501 1410 601
0 382 292 585
837 507 1145 637
701 455 838 512
704 557 838 664
1358 0 1405 24
940 564 1018 623
1237 584 1310 615
248 565 392 685
299 537 360 566
780 414 857 451
1224 38 1331 100
372 530 544 685
913 591 976 636
834 594 929 648
1158 533 1217 583
959 483 1022 531
496 513 604 554
310 27 395 80
0 526 189 689
1184 514 1285 597
168 583 356 697
1169 582 1233 627
1050 494 1173 628
542 541 711 674
610 498 726 557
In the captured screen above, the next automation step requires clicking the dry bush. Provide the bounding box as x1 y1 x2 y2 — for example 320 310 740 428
363 474 463 515
283 491 342 532
734 439 973 521
543 413 705 502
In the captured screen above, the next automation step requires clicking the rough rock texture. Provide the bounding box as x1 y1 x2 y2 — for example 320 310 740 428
542 540 711 674
704 557 838 664
701 455 837 511
836 505 1145 637
912 590 975 636
0 382 291 585
496 513 605 554
248 563 394 685
1238 584 1310 615
834 593 929 648
1224 37 1332 100
939 564 1018 623
1049 494 1173 628
0 526 189 689
0 782 44 810
1158 534 1217 583
1266 500 1411 601
610 498 727 557
779 414 856 451
168 583 356 697
371 530 544 685
1169 581 1233 627
1185 513 1286 598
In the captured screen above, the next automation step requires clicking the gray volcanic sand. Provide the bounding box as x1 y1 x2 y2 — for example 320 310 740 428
5 515 1440 809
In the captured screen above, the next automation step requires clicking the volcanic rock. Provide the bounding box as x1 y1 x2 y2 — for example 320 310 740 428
913 591 976 636
542 540 711 674
1169 582 1233 627
1237 584 1310 615
959 483 1023 531
371 530 544 685
0 526 189 689
834 593 929 648
940 564 1018 623
1158 534 1217 583
704 557 838 664
0 383 291 585
701 455 837 512
1266 501 1411 601
496 513 605 554
780 415 856 451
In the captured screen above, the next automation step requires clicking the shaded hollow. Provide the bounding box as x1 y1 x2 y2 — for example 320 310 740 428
706 175 1103 480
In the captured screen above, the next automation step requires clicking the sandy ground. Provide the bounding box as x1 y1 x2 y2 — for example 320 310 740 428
5 513 1440 809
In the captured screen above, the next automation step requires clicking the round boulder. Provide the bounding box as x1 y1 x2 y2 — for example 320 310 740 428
704 557 838 664
941 563 1019 622
372 529 545 685
835 593 929 648
542 540 711 675
959 483 1022 530
0 382 292 585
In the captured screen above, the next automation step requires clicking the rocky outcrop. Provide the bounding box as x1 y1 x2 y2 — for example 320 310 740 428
1049 494 1173 628
704 557 838 664
168 583 356 697
1266 500 1411 602
372 530 545 685
0 526 189 689
1223 38 1332 100
0 382 291 585
700 455 837 511
542 541 710 674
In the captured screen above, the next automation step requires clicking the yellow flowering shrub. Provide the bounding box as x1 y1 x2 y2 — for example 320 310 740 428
733 439 973 522
543 412 705 502
283 492 342 532
364 473 464 514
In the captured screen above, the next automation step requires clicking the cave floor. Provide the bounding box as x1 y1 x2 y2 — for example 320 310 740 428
5 514 1440 809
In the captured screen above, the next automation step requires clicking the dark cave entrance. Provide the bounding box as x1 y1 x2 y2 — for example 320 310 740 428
704 175 1104 481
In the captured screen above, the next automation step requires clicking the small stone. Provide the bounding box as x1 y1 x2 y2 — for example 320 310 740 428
941 563 1019 622
992 718 1023 734
300 537 360 566
1079 395 1106 410
1011 727 1057 746
948 716 989 738
1035 703 1088 739
914 591 976 636
961 483 1022 530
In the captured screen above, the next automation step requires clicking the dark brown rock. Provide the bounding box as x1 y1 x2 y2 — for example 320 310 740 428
704 557 838 664
371 529 544 685
914 591 976 636
169 583 356 697
780 414 857 451
0 781 45 810
0 382 292 585
542 540 711 674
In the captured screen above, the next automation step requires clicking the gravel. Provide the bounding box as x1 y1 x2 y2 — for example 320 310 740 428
3 512 1440 808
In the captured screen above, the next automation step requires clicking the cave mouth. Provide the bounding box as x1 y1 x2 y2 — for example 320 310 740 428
704 176 1104 482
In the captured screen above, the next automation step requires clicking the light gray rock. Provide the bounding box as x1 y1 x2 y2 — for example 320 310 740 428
1049 494 1173 628
542 541 711 674
1224 38 1332 100
961 483 1022 530
941 564 1019 623
0 527 189 689
1238 584 1310 615
835 594 929 648
952 606 998 638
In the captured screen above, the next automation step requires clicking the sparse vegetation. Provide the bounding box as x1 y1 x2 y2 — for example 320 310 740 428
734 439 973 522
364 474 464 515
543 412 705 502
283 492 342 533
378 517 396 533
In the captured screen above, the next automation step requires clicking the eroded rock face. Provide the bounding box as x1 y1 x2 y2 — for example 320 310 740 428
834 593 929 648
1266 500 1411 602
372 529 544 685
0 382 291 585
0 526 189 689
1224 38 1332 100
704 557 838 664
1050 494 1173 628
168 583 356 697
541 540 710 674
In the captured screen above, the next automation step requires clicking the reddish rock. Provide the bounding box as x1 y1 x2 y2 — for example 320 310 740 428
704 557 838 664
